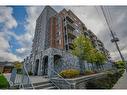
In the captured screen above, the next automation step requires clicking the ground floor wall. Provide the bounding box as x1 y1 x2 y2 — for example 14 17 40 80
24 48 113 77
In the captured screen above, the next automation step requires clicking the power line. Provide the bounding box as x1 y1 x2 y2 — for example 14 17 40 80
94 6 115 60
100 6 127 71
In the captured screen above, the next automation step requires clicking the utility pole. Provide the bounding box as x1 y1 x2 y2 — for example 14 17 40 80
100 6 127 71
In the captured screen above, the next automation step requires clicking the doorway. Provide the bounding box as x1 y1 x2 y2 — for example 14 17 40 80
43 56 48 75
35 59 39 75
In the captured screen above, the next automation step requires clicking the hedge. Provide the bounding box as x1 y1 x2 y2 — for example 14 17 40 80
59 69 80 78
0 74 9 89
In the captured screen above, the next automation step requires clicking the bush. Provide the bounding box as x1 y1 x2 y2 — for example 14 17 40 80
86 70 125 89
84 70 95 75
59 69 80 78
28 71 33 75
0 74 9 89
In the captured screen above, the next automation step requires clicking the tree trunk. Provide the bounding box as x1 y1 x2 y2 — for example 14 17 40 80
79 59 84 74
91 63 94 71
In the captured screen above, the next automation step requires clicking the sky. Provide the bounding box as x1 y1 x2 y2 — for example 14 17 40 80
0 6 127 62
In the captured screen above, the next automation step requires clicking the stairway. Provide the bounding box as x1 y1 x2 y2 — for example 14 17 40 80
23 80 57 89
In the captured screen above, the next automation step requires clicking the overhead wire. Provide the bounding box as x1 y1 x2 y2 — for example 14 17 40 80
101 6 126 62
94 6 122 61
103 6 120 60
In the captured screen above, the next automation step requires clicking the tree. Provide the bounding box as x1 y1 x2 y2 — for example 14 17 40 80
13 61 23 73
71 34 106 73
94 51 106 70
114 61 125 69
71 34 93 61
71 34 95 73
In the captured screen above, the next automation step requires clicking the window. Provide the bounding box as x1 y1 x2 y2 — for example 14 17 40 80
65 45 68 50
75 29 80 33
56 39 61 45
57 17 61 24
56 31 61 37
59 39 61 44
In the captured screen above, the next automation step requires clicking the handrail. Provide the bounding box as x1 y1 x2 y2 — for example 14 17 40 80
21 64 34 89
50 68 72 89
50 79 60 89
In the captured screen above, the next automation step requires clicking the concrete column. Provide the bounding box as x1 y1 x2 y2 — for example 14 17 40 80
48 54 54 78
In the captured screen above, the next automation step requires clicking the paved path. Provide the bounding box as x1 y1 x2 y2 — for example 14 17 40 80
113 70 127 89
3 73 49 84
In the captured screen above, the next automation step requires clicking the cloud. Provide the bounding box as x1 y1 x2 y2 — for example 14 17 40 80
1 6 127 62
0 31 22 62
0 7 22 62
0 7 17 29
16 48 27 54
14 6 44 59
0 6 44 61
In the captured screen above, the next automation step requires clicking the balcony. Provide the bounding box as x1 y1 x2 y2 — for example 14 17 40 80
68 31 76 39
68 38 74 44
66 21 75 30
66 16 74 23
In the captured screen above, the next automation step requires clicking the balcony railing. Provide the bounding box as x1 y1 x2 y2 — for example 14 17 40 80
68 38 73 43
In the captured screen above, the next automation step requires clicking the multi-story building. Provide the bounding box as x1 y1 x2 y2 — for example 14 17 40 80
0 61 14 73
24 6 111 77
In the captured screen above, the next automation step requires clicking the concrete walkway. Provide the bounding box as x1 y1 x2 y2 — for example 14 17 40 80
3 73 49 84
113 70 127 89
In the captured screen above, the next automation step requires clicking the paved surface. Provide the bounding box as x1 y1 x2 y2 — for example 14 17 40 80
3 73 49 84
113 70 127 89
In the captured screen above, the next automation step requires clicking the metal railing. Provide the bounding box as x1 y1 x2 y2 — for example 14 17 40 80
20 64 34 89
50 68 73 89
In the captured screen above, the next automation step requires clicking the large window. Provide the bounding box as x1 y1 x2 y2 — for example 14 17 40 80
56 31 61 37
56 39 61 46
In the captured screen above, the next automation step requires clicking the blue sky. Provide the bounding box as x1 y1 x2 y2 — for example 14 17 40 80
10 6 26 53
0 6 127 62
0 6 30 61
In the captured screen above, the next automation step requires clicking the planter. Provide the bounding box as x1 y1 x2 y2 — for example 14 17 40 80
50 72 107 89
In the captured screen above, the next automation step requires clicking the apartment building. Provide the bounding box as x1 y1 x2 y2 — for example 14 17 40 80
24 6 111 77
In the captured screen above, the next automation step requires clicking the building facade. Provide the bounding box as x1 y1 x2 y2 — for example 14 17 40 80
24 6 111 77
0 61 14 73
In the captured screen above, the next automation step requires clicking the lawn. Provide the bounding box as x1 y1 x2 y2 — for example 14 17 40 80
0 74 9 89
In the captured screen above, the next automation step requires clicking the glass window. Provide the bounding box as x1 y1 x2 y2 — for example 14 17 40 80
57 17 61 24
56 40 61 45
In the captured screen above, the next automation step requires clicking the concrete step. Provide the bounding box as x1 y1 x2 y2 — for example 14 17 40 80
33 81 49 86
26 80 57 89
44 86 57 89
33 83 52 89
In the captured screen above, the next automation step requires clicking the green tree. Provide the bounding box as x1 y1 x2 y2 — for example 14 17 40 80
71 34 95 73
14 61 23 69
115 61 125 69
71 34 106 73
71 34 93 61
94 51 106 70
14 61 23 73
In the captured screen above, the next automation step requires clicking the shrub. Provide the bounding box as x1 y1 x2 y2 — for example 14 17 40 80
0 74 9 89
84 70 95 75
28 71 33 75
59 69 80 78
86 70 124 89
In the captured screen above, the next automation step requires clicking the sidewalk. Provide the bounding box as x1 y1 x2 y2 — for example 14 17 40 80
113 70 127 89
3 73 49 84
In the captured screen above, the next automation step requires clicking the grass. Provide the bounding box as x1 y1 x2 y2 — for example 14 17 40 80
0 74 9 89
